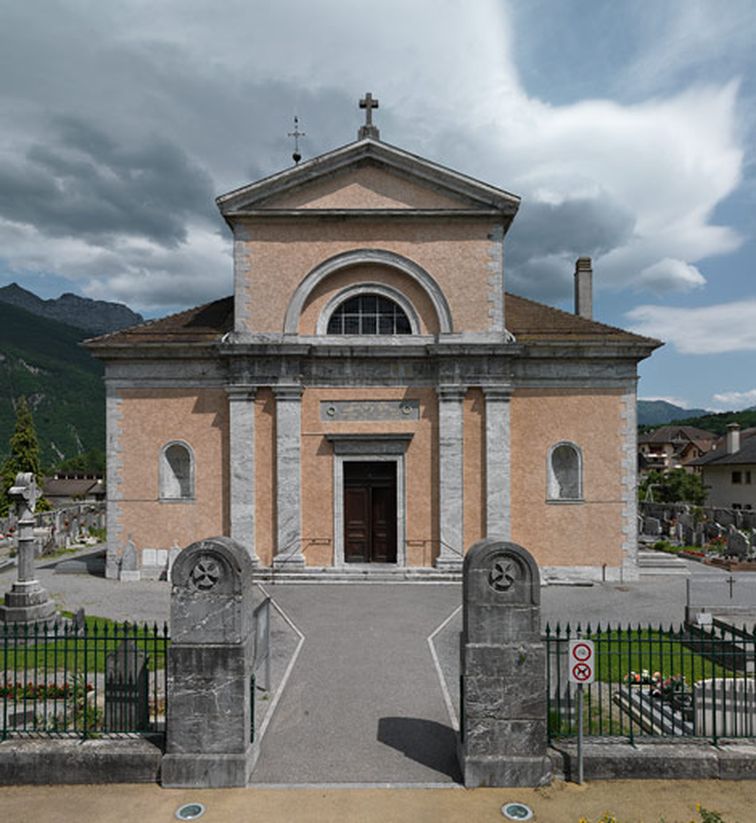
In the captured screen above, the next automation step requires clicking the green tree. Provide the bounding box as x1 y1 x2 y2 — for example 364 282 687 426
0 396 49 516
50 448 106 476
639 468 706 505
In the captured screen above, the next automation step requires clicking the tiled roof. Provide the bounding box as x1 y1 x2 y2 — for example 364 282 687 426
504 293 660 346
85 292 660 349
638 425 717 447
691 429 756 467
85 297 234 347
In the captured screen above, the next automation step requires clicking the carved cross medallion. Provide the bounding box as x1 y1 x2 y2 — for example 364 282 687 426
190 556 222 591
488 557 517 592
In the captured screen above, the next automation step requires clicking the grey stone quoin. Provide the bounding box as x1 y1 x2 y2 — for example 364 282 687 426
458 539 551 787
161 537 260 787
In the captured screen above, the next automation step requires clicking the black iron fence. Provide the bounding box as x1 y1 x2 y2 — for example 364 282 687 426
545 621 756 744
2 619 169 739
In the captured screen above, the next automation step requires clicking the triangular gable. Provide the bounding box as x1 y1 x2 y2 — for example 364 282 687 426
256 164 477 210
216 138 520 216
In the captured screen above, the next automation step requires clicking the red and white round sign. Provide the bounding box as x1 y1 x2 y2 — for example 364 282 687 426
568 639 595 684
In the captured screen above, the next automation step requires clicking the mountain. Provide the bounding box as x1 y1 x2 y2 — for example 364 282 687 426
0 302 105 466
637 400 709 427
0 282 142 335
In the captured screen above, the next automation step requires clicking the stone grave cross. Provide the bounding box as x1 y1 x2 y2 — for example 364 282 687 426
0 472 56 626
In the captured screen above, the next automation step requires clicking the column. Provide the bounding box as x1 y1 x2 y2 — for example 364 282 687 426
483 385 512 540
227 386 258 565
436 384 465 570
273 383 304 568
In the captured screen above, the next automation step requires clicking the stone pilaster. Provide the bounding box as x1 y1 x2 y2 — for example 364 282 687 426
621 386 640 581
483 385 512 539
105 382 124 579
273 384 304 569
227 386 258 565
436 384 465 570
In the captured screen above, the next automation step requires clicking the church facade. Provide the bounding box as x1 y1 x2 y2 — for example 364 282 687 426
88 102 660 581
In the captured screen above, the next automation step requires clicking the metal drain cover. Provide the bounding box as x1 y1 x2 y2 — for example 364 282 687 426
175 803 206 820
501 802 534 820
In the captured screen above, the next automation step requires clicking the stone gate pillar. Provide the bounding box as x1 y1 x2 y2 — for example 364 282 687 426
458 538 551 787
162 537 259 787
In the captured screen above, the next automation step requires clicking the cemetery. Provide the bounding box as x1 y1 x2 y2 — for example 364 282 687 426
1 485 755 789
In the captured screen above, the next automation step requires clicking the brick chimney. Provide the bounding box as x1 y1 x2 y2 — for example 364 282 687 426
726 422 741 454
574 257 593 320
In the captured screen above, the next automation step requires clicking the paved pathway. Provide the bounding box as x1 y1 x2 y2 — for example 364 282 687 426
250 584 461 784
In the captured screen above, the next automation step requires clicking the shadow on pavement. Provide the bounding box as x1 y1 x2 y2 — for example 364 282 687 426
46 547 106 576
377 716 462 782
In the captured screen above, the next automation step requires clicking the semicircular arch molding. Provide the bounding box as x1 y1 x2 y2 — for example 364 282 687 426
283 249 453 335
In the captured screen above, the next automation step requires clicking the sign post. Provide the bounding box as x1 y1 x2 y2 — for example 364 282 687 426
568 638 595 784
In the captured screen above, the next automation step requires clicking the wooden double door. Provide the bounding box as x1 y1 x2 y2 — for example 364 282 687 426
343 461 397 563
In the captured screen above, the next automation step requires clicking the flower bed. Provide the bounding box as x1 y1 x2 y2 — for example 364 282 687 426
0 681 94 700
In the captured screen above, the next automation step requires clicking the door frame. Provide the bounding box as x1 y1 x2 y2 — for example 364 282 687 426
327 434 412 568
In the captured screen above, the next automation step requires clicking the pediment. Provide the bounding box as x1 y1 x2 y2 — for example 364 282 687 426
258 165 475 210
217 138 520 217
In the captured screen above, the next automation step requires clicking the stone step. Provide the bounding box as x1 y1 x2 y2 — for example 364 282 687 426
254 566 463 584
637 550 690 576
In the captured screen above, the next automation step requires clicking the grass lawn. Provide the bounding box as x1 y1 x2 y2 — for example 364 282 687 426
1 613 168 674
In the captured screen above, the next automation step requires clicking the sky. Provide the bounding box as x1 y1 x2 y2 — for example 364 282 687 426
0 0 755 411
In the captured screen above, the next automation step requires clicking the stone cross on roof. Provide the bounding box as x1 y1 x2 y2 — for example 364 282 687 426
358 92 380 140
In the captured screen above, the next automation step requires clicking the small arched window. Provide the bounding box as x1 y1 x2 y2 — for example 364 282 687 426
326 293 412 335
547 442 582 501
159 441 194 501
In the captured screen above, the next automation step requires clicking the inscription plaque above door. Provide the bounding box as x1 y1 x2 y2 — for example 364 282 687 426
320 400 419 422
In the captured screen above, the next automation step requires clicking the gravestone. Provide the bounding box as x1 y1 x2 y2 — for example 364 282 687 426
119 539 140 582
105 639 149 731
726 528 749 560
642 516 661 537
161 536 259 788
458 539 551 787
714 508 734 528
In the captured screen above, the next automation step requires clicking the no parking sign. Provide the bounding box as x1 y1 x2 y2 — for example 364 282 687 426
568 639 595 684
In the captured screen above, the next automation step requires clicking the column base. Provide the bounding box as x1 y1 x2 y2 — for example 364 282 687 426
458 749 552 788
273 554 305 570
434 554 464 572
161 746 259 788
0 598 57 626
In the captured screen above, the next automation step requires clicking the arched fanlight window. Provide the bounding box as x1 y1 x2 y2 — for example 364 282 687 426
326 293 412 335
159 441 195 501
547 442 583 501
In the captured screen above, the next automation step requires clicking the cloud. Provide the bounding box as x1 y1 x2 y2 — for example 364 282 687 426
711 388 756 409
619 0 756 96
626 300 756 354
0 0 750 311
635 259 706 294
0 117 216 246
0 221 231 312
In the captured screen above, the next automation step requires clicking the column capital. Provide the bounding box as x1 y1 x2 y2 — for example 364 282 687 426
273 383 304 401
437 384 467 402
226 385 258 401
481 384 512 402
